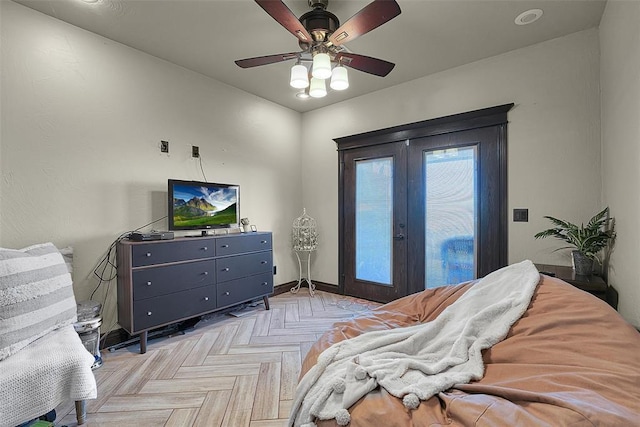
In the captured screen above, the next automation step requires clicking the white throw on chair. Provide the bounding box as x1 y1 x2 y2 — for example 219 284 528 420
0 243 97 427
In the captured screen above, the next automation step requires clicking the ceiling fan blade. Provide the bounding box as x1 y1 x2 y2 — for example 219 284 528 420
328 0 401 46
235 52 300 68
336 52 395 77
235 52 303 68
255 0 313 43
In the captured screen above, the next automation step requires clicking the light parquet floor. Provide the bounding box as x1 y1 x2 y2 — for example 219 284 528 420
55 290 380 427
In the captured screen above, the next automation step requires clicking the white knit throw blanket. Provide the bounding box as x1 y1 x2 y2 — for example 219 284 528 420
289 260 540 427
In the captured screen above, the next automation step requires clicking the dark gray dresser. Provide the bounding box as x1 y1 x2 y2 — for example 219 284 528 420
117 232 273 353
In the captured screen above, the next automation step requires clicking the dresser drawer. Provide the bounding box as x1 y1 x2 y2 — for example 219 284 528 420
132 260 214 300
216 233 272 256
132 285 217 332
216 252 272 283
217 272 273 308
131 239 214 267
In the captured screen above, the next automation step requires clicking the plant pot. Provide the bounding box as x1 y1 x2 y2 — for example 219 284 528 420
572 250 594 275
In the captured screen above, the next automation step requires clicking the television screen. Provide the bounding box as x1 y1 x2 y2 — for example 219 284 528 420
168 179 240 230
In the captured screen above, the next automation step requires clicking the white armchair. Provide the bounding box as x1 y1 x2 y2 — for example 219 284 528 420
0 243 97 427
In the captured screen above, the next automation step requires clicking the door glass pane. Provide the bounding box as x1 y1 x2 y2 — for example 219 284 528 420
425 147 477 288
355 158 393 285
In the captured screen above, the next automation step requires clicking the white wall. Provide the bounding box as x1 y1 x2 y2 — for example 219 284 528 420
0 1 302 332
301 30 602 288
600 0 640 327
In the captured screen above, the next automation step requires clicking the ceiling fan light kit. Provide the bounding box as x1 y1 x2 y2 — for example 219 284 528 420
311 52 332 79
309 77 327 98
236 0 401 100
330 65 349 91
290 63 310 89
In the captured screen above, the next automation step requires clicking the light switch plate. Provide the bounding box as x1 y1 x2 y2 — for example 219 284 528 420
513 208 528 222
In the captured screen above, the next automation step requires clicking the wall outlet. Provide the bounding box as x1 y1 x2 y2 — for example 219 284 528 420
160 140 169 153
192 146 200 158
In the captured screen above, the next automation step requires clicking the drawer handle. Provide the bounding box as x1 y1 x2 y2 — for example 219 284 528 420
203 271 209 276
262 282 268 286
221 244 229 248
147 311 152 316
204 297 209 301
260 240 267 244
260 260 268 264
224 291 230 296
146 281 152 286
222 267 230 272
203 246 208 251
146 252 152 257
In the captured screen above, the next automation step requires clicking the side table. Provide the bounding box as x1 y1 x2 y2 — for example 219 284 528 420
535 263 616 309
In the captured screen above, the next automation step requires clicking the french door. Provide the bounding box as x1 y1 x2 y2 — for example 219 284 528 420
341 143 408 302
337 105 511 303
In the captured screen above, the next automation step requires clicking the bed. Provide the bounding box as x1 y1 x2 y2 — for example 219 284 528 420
292 266 640 426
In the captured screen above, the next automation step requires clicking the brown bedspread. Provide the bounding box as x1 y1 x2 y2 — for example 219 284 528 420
299 275 640 426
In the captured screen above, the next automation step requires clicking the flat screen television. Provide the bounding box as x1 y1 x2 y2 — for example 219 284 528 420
168 179 240 231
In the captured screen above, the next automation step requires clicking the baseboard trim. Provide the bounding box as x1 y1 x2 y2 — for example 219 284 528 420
273 281 339 296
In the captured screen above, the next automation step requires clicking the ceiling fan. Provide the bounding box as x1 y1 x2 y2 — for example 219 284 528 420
235 0 401 79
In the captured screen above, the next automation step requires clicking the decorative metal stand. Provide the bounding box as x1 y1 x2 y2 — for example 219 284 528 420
290 209 318 296
293 250 315 296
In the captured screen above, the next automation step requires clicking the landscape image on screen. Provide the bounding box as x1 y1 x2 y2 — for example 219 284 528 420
172 184 238 228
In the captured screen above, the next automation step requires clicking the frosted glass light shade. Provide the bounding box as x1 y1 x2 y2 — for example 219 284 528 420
290 64 309 89
330 65 349 90
312 53 332 79
309 77 327 98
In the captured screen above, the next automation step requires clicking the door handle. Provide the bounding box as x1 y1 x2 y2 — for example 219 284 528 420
393 234 405 240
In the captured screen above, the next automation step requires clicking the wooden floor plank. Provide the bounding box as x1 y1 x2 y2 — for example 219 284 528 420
269 307 286 330
250 334 318 345
114 350 167 395
156 339 197 379
175 364 262 378
252 310 272 337
233 317 258 346
209 324 240 355
227 344 300 354
86 364 137 413
249 420 289 427
140 376 236 394
182 331 221 366
204 352 282 365
251 362 282 420
193 389 232 427
279 351 301 401
165 407 201 427
98 392 206 412
284 303 300 324
59 409 173 426
221 375 259 427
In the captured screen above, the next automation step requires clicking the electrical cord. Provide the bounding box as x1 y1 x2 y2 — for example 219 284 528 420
89 215 168 302
198 155 208 182
88 216 168 350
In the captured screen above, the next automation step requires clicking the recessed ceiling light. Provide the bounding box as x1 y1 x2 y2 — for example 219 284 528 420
514 9 543 26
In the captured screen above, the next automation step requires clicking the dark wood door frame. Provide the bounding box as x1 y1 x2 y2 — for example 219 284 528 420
335 104 513 296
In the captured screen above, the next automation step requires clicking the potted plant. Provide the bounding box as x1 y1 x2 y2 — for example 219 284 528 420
534 207 615 275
